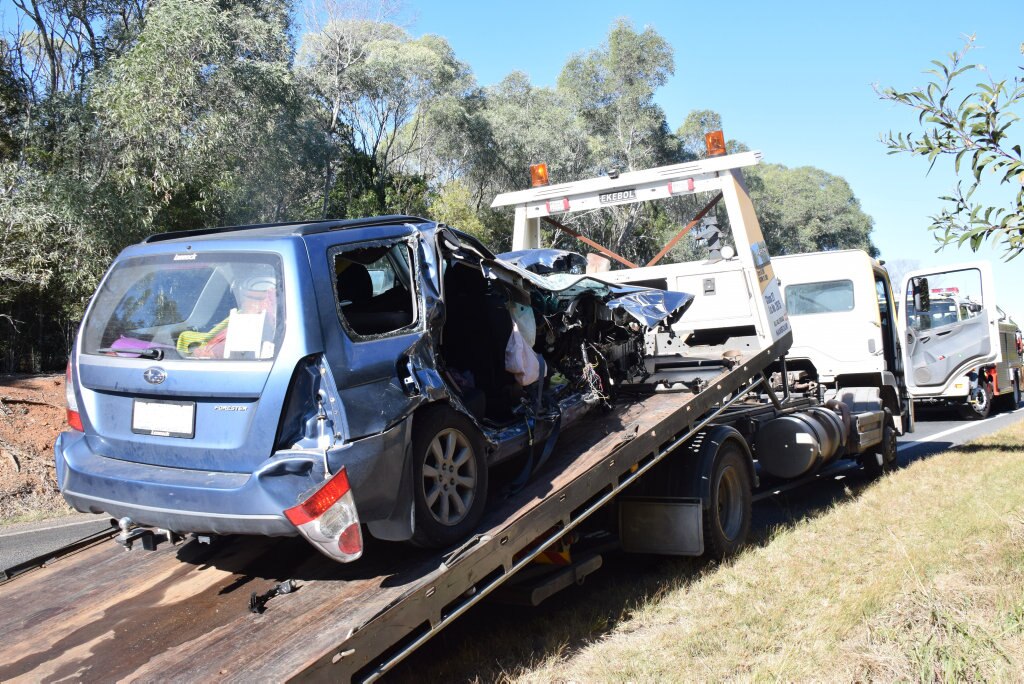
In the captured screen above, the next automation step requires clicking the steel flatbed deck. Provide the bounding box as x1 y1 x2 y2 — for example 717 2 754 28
0 339 784 683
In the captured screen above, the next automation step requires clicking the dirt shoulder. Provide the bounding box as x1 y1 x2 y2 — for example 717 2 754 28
0 374 72 526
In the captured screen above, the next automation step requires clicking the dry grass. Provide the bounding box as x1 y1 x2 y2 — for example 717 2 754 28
511 422 1024 682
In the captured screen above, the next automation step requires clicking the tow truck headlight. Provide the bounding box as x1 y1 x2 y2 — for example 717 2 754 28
284 467 363 562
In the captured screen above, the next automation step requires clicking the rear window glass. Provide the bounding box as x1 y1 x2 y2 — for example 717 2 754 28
82 253 284 361
784 280 854 315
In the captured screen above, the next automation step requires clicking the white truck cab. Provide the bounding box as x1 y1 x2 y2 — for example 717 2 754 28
773 250 900 384
768 254 1011 424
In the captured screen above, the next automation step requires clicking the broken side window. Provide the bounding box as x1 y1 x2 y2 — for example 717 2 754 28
331 241 418 337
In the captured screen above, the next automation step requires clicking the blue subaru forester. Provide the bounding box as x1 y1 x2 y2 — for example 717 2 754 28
57 216 690 562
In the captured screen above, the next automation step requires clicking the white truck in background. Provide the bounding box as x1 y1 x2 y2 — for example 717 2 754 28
901 276 1022 419
769 254 1019 421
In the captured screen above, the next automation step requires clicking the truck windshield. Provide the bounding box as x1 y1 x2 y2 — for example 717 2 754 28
81 253 285 361
784 280 854 315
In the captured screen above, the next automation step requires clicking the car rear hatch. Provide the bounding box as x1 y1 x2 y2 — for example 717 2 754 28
74 248 294 473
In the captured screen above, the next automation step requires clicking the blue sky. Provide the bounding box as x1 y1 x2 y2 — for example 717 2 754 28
410 0 1023 321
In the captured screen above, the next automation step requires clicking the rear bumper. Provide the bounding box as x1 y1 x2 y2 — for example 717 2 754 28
54 419 413 538
62 488 295 536
56 431 302 535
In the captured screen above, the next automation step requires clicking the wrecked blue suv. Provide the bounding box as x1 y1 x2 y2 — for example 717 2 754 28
57 216 691 562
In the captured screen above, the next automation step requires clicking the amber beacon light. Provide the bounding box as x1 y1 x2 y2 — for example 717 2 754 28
530 163 550 187
705 130 727 157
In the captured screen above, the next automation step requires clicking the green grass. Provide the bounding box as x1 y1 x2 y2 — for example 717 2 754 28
388 421 1024 683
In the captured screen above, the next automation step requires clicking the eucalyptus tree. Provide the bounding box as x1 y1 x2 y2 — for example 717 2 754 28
9 0 147 102
298 0 404 216
747 164 877 257
418 70 588 248
555 19 677 258
0 42 26 161
301 15 470 216
558 18 675 174
92 0 316 235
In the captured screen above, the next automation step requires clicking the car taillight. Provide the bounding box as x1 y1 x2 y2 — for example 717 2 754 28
66 361 83 432
285 467 363 562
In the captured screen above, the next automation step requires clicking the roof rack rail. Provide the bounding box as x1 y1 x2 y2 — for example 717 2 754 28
301 214 430 236
143 215 431 243
143 220 329 243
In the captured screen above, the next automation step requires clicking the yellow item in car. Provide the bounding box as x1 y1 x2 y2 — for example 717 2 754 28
176 317 230 354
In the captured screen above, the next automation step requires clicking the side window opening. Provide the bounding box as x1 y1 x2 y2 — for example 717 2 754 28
333 242 417 337
904 269 983 332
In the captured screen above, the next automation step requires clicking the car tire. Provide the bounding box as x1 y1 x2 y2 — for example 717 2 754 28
958 382 993 420
703 440 752 561
410 405 488 549
863 410 898 478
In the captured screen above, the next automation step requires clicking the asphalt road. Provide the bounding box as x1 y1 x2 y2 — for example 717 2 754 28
898 402 1024 463
0 513 114 575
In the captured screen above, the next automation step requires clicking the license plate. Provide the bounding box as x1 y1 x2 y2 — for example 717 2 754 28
599 188 637 204
132 399 195 438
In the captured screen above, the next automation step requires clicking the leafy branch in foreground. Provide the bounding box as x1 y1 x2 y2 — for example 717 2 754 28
878 36 1024 259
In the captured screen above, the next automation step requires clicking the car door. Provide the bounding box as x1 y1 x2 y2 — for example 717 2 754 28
305 227 429 440
898 261 999 396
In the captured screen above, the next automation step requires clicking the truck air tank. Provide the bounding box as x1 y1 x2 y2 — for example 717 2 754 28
754 407 846 479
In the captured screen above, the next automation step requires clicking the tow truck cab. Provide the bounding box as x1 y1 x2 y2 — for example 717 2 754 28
770 250 909 432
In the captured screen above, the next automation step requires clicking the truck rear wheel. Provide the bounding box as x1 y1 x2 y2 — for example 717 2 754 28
958 382 993 420
862 410 898 478
410 405 489 549
703 441 752 560
1004 374 1020 412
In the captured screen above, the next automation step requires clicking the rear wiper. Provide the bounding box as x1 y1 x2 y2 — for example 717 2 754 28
95 347 165 360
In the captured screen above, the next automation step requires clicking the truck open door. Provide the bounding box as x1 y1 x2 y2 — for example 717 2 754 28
897 261 999 397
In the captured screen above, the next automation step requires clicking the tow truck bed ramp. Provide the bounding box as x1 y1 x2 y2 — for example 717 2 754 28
0 341 782 683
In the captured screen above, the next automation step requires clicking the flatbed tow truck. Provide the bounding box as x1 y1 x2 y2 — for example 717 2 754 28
1 139 992 682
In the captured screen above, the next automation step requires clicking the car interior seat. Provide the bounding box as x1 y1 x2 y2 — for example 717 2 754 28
336 260 410 335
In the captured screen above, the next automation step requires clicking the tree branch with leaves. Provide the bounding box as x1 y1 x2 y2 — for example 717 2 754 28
878 36 1024 259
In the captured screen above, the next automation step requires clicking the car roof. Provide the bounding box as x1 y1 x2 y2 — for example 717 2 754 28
143 215 433 244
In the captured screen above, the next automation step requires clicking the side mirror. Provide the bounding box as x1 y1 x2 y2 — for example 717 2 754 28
967 302 982 314
912 277 930 312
